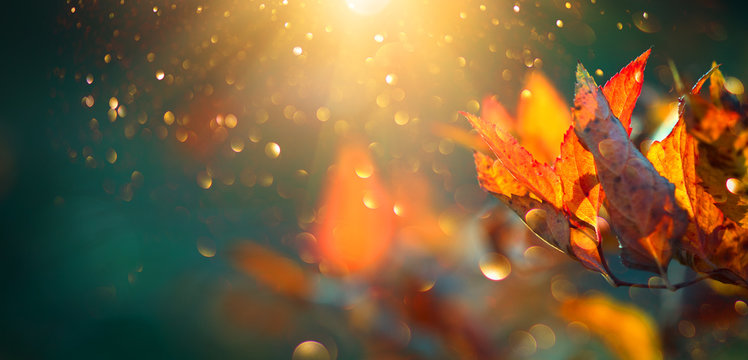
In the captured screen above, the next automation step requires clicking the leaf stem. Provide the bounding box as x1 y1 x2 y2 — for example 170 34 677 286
595 244 709 290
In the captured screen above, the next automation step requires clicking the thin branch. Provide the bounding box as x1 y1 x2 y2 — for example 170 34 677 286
594 243 710 291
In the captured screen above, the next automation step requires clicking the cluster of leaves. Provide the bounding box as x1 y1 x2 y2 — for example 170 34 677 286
464 49 748 288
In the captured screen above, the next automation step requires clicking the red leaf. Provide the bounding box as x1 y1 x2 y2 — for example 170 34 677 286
601 49 650 135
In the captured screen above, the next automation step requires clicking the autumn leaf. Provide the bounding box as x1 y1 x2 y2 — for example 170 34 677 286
553 126 600 228
464 105 564 209
466 48 748 288
232 242 311 298
647 82 748 286
682 64 748 227
573 62 688 274
475 151 605 273
467 52 658 278
517 72 573 164
474 151 566 251
601 48 651 135
560 294 662 360
314 141 395 275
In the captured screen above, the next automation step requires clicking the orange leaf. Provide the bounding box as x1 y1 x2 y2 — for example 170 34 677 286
473 151 528 199
464 104 563 209
474 151 566 251
314 142 395 275
232 242 311 298
560 295 662 360
553 126 601 227
553 127 607 273
480 95 515 131
517 72 572 164
601 48 650 135
431 122 490 154
648 119 748 286
475 151 606 272
573 62 688 274
684 65 747 225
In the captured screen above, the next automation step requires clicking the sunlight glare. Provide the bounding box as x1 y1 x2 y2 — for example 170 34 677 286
346 0 391 15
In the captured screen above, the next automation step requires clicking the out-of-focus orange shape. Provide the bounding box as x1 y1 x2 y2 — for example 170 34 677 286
232 242 311 298
560 294 662 360
517 72 572 164
315 142 395 275
430 122 490 154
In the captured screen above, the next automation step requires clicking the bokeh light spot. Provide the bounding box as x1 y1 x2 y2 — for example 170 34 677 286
292 341 330 360
479 253 511 281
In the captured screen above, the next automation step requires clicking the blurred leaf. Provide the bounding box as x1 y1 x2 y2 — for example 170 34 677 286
232 242 311 299
314 141 395 275
517 72 573 164
560 294 662 360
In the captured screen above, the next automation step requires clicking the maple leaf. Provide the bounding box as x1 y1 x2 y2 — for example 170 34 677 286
464 107 564 209
466 51 656 277
647 119 748 286
466 49 748 288
573 62 688 275
682 64 748 227
601 49 651 135
644 63 748 287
